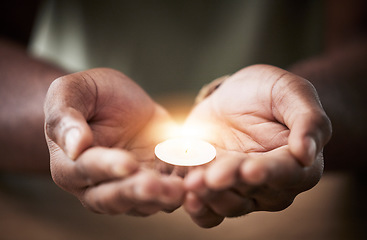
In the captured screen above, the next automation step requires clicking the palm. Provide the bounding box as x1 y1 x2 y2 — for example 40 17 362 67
186 70 289 156
53 68 174 164
182 65 331 228
45 68 185 216
88 98 172 164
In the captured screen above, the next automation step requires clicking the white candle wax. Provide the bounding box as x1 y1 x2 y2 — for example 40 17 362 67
155 138 216 166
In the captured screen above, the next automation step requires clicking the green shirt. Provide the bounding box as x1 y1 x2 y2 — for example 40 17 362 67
30 0 324 95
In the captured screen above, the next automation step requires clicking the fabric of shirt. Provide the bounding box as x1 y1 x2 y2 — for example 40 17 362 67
30 0 324 96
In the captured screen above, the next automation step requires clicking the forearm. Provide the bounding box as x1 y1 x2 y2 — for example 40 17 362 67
0 38 66 174
289 38 367 171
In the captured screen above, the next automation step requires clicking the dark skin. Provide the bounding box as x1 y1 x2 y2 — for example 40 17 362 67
1 0 366 228
42 65 330 223
0 0 57 173
41 65 331 221
0 39 65 173
181 0 367 226
182 65 331 227
289 38 367 171
44 68 185 215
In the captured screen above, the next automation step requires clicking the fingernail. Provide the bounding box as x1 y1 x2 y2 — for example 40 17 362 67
186 192 204 213
184 168 204 190
112 165 129 177
65 128 80 160
305 137 317 166
242 161 266 185
112 161 138 177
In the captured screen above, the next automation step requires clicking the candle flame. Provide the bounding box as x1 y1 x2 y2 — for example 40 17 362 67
155 121 214 142
180 124 206 139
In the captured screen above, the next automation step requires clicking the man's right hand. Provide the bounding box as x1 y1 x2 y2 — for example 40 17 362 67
44 68 184 216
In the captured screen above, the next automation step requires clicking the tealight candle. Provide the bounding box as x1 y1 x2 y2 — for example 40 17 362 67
155 138 216 166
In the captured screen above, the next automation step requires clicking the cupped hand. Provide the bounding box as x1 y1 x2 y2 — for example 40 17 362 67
183 64 332 228
44 68 184 216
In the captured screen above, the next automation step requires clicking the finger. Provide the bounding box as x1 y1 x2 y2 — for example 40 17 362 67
288 113 331 166
125 175 185 215
159 175 186 209
74 147 139 186
240 147 306 188
45 76 95 160
49 147 139 193
83 170 184 215
184 192 224 228
45 108 93 160
127 174 185 216
185 167 224 209
184 167 211 196
272 74 332 166
240 147 323 212
126 204 164 217
185 165 254 218
206 190 256 217
204 151 244 190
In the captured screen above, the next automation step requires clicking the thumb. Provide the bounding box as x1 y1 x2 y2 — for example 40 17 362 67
45 107 93 160
43 73 98 160
272 73 332 166
287 113 330 166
